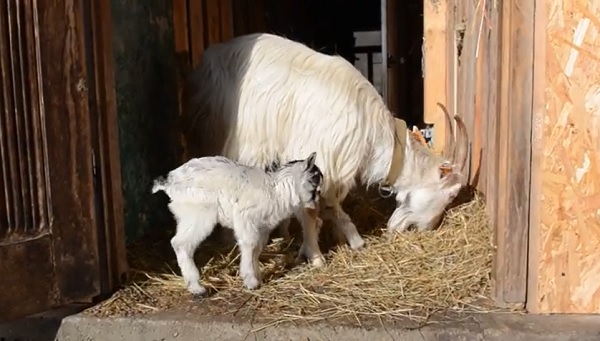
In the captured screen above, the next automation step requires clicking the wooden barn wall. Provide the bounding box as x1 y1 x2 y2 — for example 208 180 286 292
527 0 600 313
110 0 179 242
444 0 534 309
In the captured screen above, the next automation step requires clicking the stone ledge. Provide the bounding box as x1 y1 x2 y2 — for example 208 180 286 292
53 311 600 341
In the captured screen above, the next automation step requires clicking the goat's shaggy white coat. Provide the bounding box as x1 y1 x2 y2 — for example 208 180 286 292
152 153 322 295
182 33 469 267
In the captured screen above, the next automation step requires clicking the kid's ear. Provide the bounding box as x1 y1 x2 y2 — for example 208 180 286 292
306 152 317 169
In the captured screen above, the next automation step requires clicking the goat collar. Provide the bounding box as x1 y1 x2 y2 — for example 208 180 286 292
383 117 408 188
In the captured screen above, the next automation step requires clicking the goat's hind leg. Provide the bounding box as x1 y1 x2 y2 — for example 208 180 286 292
233 217 264 290
296 207 326 267
169 203 217 296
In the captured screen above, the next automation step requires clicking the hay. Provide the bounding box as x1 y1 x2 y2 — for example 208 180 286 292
85 191 498 326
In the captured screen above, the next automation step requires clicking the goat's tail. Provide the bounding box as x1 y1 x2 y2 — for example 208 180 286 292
151 176 168 194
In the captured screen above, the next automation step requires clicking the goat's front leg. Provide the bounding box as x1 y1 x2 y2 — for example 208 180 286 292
296 207 325 267
321 202 366 250
233 220 262 290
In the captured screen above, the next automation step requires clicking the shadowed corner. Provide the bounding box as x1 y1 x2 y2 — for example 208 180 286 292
0 305 88 341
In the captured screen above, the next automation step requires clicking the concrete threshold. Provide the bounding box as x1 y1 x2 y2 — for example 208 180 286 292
52 311 600 341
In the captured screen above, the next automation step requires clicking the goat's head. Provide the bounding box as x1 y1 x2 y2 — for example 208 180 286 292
385 103 469 233
278 152 323 209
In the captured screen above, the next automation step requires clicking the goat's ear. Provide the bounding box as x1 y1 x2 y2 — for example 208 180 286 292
306 152 317 169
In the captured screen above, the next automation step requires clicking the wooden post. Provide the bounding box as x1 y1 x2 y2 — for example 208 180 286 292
188 0 205 68
385 0 401 115
423 0 448 153
490 0 533 308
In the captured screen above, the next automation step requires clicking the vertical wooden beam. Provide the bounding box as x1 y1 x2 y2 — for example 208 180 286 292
446 0 457 127
527 0 545 314
188 0 206 68
423 0 448 153
386 0 401 115
219 0 234 41
173 0 189 56
472 1 490 191
462 1 476 168
89 0 128 293
380 0 388 104
491 0 533 308
205 0 222 46
485 2 500 221
173 0 190 161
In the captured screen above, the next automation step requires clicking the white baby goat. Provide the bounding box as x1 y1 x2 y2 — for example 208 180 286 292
151 152 323 295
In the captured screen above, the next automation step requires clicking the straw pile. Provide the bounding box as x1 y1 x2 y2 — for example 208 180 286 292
85 187 498 326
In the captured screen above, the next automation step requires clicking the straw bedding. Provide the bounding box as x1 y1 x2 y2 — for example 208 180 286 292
84 187 498 326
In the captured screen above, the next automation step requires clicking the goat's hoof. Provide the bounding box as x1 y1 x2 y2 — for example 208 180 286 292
349 238 366 250
310 256 326 268
188 283 207 297
243 277 261 290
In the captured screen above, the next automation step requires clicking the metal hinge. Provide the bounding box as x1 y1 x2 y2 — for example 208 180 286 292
92 150 99 188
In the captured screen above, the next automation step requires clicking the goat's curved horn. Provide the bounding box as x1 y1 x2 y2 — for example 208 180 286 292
436 103 455 161
453 115 469 174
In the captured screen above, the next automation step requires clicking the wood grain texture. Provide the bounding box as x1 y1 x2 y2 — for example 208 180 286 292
423 0 448 153
491 0 533 307
37 0 100 302
189 0 205 68
0 0 101 322
528 0 600 313
0 0 49 242
88 0 128 295
0 236 58 322
385 0 400 116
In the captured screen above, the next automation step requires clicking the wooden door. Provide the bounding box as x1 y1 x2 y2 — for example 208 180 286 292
0 0 102 322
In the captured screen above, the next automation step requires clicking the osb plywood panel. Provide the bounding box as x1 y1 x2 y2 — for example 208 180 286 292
532 0 600 313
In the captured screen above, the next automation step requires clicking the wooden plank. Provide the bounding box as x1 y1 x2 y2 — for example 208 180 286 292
472 0 491 191
446 0 457 134
528 0 600 313
386 0 400 115
458 0 477 177
484 1 501 222
0 236 58 322
188 0 205 68
0 0 59 321
204 0 221 46
526 0 545 314
173 0 189 54
37 0 101 301
423 0 448 154
89 0 128 293
219 0 234 41
491 0 533 307
380 0 388 103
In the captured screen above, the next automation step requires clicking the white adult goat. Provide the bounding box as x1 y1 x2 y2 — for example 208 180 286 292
181 33 469 268
151 152 323 295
